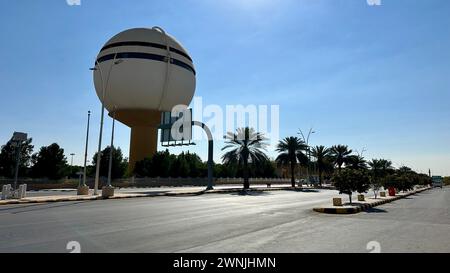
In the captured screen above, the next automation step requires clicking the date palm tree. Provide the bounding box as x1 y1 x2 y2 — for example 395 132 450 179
379 159 393 174
369 159 394 198
368 159 383 198
311 145 331 186
368 159 382 175
330 145 352 172
275 137 308 187
346 155 367 170
221 127 269 190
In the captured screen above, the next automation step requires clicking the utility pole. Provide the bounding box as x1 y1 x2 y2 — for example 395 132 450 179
298 128 315 185
83 111 91 186
107 110 116 188
78 111 91 195
90 57 123 195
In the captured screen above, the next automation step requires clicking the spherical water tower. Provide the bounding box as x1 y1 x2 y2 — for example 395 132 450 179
93 27 196 170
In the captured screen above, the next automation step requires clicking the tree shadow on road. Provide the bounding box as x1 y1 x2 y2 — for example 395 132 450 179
296 188 320 193
281 188 320 193
0 201 87 214
126 191 170 195
365 207 388 213
228 190 271 196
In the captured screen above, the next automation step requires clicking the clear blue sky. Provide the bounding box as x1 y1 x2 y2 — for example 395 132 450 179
0 0 449 175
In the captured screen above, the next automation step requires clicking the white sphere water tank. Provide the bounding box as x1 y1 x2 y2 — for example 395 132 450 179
92 27 196 170
93 27 196 113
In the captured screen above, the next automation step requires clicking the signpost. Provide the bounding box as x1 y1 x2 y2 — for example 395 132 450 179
160 109 194 146
11 132 28 192
159 109 214 190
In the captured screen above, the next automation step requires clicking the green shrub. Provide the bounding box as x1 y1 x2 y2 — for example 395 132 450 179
333 169 370 204
444 177 450 186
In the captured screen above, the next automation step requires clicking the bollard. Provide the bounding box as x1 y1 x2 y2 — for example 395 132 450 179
17 185 22 199
18 184 27 199
2 184 12 200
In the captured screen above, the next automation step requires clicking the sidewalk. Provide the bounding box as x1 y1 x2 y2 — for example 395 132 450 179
0 184 299 206
313 187 431 214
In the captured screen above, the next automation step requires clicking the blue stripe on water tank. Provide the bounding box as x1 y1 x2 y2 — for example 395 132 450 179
96 52 196 75
100 41 193 62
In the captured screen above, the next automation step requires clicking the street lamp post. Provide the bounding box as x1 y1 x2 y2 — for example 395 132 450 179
90 56 123 195
103 107 116 198
298 128 315 186
78 110 91 195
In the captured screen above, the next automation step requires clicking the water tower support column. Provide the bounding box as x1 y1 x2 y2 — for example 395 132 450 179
129 126 158 171
112 109 161 173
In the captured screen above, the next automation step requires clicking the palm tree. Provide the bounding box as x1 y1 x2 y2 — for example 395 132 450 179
368 159 383 198
275 137 308 187
311 145 331 186
379 159 393 174
368 159 382 174
369 159 393 175
398 166 412 174
221 127 269 190
330 145 352 172
369 159 394 197
346 155 367 170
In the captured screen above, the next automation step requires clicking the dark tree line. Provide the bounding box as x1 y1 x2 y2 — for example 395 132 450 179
91 146 128 179
0 137 128 180
333 163 432 204
0 138 34 178
0 139 69 180
1 128 436 191
133 149 277 179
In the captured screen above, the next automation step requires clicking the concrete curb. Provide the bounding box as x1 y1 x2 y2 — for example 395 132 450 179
313 187 430 214
0 186 301 206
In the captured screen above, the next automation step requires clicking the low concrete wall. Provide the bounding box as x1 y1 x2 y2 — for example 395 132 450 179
1 177 291 190
114 177 291 188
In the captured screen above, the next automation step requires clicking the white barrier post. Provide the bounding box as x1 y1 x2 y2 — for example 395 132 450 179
17 185 22 199
2 185 8 200
19 184 27 199
2 184 12 200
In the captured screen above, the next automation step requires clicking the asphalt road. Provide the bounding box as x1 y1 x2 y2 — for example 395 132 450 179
0 187 448 253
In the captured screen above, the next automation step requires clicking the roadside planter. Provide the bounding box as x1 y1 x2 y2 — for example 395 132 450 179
333 198 343 206
77 185 89 195
357 194 365 202
388 187 396 196
101 186 115 198
380 191 386 197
